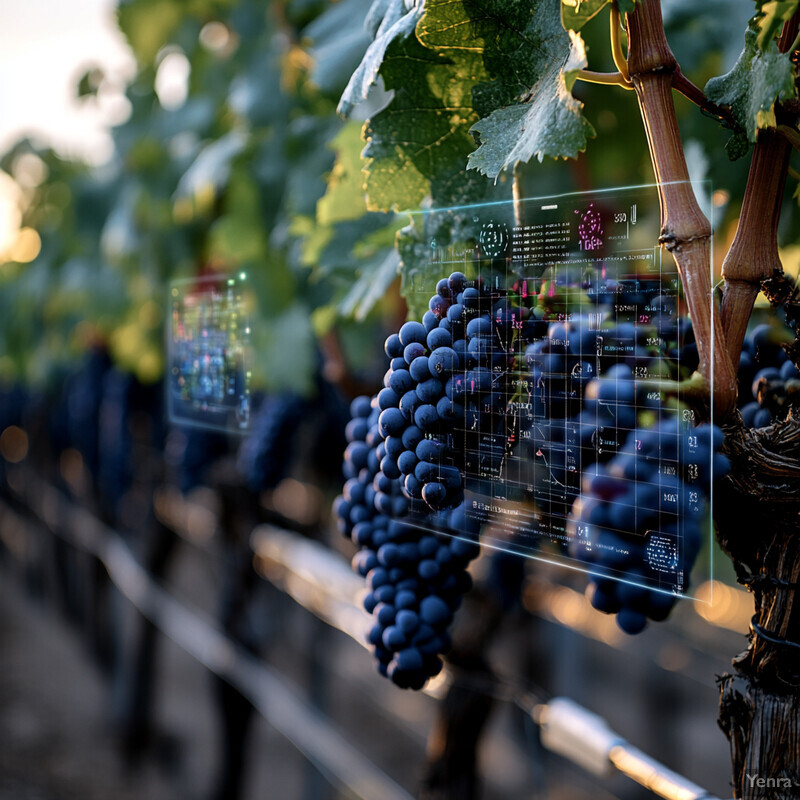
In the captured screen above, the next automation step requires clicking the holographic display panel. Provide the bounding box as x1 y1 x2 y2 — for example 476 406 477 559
409 183 714 598
168 273 251 433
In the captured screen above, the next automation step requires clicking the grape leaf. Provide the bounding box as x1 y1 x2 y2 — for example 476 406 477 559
417 0 595 178
754 0 800 51
561 0 609 31
317 123 370 226
339 248 401 320
560 0 638 30
616 0 637 14
255 304 317 395
397 217 454 320
337 0 426 117
303 0 374 96
361 34 489 210
468 31 593 177
284 115 342 217
725 131 751 160
173 131 247 215
705 26 797 141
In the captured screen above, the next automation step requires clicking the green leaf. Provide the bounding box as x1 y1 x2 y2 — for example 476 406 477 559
173 131 247 216
616 0 637 14
255 304 316 396
724 130 751 160
705 26 797 141
362 34 489 210
417 0 595 178
468 30 594 177
284 115 342 217
397 219 444 320
317 122 369 226
754 0 799 51
303 0 374 96
337 0 426 117
561 0 609 32
339 248 400 320
117 0 183 65
77 67 105 98
396 206 498 319
305 214 395 274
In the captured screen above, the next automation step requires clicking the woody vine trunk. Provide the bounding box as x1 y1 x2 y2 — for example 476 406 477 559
626 2 800 797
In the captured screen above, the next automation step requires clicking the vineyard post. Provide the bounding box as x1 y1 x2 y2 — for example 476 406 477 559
625 1 800 797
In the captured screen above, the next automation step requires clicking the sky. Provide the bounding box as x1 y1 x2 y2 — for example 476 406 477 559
0 0 135 165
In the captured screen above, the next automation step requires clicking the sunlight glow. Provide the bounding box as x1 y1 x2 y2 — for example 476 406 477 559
0 0 136 164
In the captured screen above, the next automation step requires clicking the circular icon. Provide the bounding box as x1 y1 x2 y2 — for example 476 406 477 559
479 221 509 258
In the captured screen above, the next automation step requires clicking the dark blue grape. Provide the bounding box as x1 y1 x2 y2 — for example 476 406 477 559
429 295 449 318
427 328 452 350
389 369 414 396
417 378 443 403
429 347 458 377
414 404 439 431
378 387 400 410
378 408 406 437
410 356 432 383
420 310 437 333
385 334 403 358
421 482 447 509
350 395 372 418
404 342 426 364
399 390 421 420
448 272 468 293
447 304 465 323
399 321 428 347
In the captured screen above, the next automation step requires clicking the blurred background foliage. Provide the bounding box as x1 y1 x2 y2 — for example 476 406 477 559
0 0 796 395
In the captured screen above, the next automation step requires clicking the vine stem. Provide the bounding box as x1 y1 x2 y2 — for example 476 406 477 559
718 11 800 370
636 372 710 404
609 3 631 83
719 131 791 366
625 0 736 417
573 69 634 88
790 27 800 55
778 124 800 152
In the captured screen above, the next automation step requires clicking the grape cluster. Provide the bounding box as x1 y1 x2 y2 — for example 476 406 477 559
176 427 229 493
737 323 799 428
337 269 739 678
570 421 730 633
334 393 482 689
63 346 113 480
237 393 307 492
518 286 731 632
377 271 530 511
378 272 528 510
97 368 134 518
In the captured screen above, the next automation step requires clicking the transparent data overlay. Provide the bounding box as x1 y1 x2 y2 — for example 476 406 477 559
167 273 252 433
403 182 715 600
